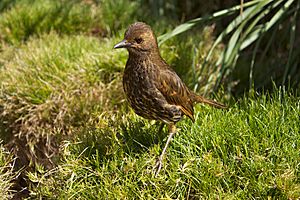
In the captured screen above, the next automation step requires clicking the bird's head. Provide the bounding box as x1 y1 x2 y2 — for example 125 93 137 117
114 22 159 56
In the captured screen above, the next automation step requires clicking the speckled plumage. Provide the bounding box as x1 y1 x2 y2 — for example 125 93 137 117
114 22 226 175
116 22 225 124
123 54 187 124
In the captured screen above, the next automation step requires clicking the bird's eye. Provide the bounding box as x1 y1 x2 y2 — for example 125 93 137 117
135 38 143 44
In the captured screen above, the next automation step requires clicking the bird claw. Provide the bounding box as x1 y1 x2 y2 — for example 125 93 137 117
153 157 163 177
152 129 176 177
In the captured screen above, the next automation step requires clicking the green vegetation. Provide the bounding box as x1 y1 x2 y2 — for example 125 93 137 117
0 141 15 199
0 0 101 45
30 91 300 199
158 0 300 93
0 33 126 169
0 0 299 199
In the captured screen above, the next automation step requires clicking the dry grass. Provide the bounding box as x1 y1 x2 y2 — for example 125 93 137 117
0 33 126 169
0 141 16 199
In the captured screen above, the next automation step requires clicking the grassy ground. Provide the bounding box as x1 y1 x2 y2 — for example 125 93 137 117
28 91 300 199
0 0 299 199
0 142 16 199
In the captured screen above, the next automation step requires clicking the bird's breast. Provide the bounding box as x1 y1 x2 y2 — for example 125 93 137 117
122 57 183 123
123 60 162 116
123 59 155 92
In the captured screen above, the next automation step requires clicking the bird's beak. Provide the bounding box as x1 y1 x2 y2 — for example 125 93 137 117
113 39 131 49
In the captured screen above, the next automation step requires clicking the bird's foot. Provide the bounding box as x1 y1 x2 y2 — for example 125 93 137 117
152 127 176 177
153 155 163 177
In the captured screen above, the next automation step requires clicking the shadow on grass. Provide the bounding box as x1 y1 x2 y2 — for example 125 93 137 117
119 121 166 154
73 117 168 164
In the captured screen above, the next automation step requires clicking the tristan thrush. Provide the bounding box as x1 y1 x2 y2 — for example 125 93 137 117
114 22 226 176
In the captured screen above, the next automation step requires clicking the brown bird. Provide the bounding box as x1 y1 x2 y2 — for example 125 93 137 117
114 22 226 176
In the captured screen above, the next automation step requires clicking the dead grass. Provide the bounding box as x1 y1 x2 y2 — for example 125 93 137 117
0 33 126 169
0 141 16 199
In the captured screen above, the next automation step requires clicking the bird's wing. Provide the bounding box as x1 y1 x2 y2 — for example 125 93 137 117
155 68 195 122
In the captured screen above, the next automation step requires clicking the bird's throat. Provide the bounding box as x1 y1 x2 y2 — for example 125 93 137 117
128 49 161 63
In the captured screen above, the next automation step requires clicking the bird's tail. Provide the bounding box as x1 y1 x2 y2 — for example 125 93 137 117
190 92 227 109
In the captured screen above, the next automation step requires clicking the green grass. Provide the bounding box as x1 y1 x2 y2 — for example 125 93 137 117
0 0 140 45
0 0 299 199
0 141 16 199
28 90 300 199
0 26 223 170
0 32 128 169
0 0 101 44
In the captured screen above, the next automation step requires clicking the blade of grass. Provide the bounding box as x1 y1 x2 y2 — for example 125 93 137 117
158 0 262 45
223 0 283 66
212 0 277 90
249 31 263 92
205 0 280 65
282 0 299 85
240 0 294 50
202 2 264 87
214 0 295 90
257 25 277 66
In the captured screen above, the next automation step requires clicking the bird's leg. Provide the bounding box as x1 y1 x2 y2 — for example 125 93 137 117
154 123 176 177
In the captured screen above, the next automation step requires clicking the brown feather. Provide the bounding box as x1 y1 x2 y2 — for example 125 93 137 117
190 92 227 109
115 22 226 124
155 64 195 122
114 22 227 176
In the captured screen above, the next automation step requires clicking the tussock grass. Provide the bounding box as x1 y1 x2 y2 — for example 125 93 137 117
30 90 300 199
0 33 126 168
